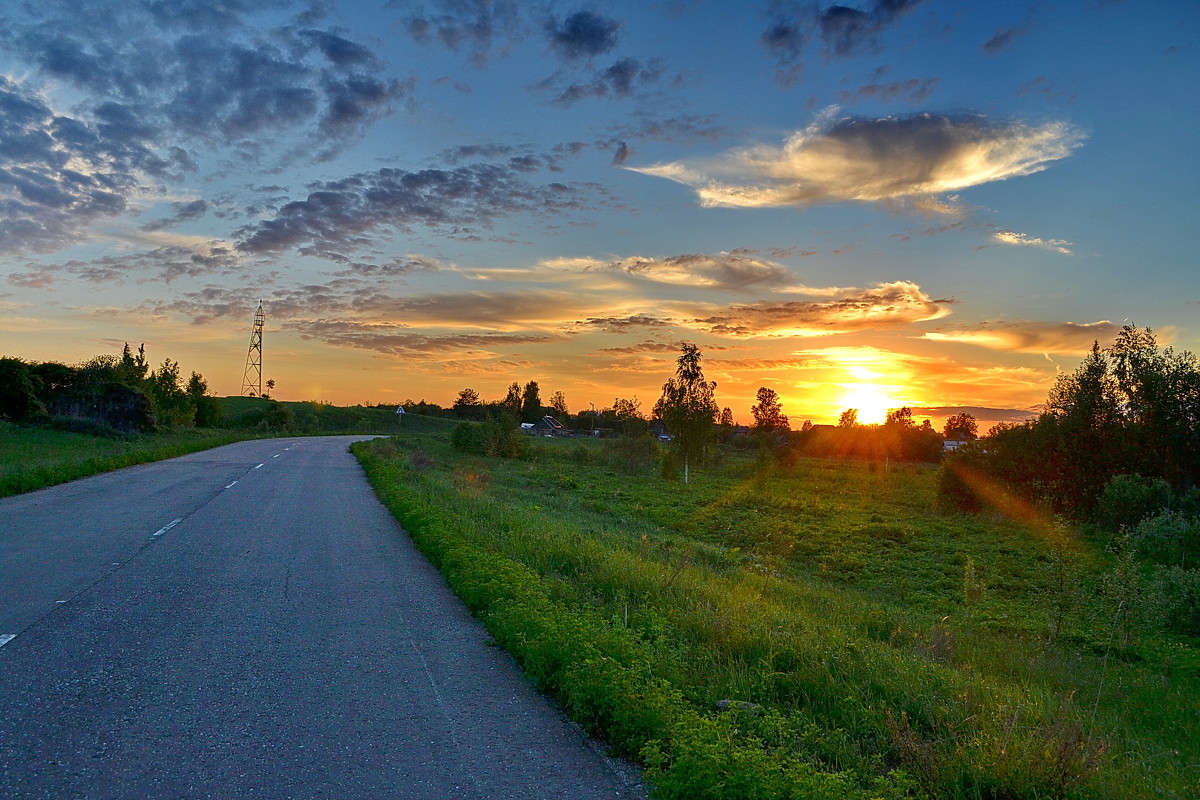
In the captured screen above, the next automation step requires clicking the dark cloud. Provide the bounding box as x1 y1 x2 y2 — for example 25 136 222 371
332 255 444 278
30 245 243 284
839 77 940 105
604 113 727 146
545 11 621 60
597 339 686 354
397 0 525 66
141 199 209 231
573 316 674 334
4 2 406 160
234 162 593 259
761 0 925 83
983 22 1032 54
547 57 667 105
287 319 553 358
611 142 630 166
0 78 135 253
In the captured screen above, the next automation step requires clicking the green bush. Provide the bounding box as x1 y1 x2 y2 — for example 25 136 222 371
1150 565 1200 636
1132 510 1200 568
1095 474 1173 530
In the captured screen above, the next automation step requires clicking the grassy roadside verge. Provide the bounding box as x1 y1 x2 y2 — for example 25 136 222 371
354 432 1198 800
0 404 457 499
0 424 253 498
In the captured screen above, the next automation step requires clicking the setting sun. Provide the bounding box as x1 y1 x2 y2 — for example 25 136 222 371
838 384 894 425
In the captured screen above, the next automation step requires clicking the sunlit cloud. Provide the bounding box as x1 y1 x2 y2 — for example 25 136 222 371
689 280 952 337
923 319 1121 354
631 110 1083 213
989 229 1073 254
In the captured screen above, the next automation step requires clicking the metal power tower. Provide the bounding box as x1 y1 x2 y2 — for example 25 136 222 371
241 301 264 396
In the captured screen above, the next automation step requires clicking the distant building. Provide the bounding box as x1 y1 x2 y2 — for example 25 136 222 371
531 415 567 437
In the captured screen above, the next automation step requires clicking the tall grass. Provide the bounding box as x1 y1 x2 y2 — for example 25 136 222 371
355 433 1198 800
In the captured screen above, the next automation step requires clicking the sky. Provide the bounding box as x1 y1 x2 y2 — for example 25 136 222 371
1 0 1197 426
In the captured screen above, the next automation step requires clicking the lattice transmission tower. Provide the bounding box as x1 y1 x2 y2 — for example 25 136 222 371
241 301 264 396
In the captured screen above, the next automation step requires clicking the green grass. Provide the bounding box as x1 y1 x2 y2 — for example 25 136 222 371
0 422 248 498
0 405 456 497
354 432 1199 800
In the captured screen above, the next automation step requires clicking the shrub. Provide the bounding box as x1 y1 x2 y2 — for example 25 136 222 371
1132 510 1200 568
1149 566 1200 636
1095 474 1173 530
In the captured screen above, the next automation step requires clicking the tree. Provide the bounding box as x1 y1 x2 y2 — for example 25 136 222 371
453 387 485 420
188 371 223 428
0 358 45 422
943 412 978 441
549 390 569 417
116 343 149 385
838 408 859 428
751 387 789 432
719 407 734 428
612 396 646 436
653 343 718 483
884 407 914 428
521 380 541 423
147 358 193 428
502 382 522 416
265 378 276 396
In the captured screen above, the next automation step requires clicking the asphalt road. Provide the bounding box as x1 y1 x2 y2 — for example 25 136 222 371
0 437 647 799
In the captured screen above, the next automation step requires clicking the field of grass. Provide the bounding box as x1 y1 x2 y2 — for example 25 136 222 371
0 422 248 498
354 430 1199 800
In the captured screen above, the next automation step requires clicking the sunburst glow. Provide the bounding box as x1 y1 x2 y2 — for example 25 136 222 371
838 384 894 425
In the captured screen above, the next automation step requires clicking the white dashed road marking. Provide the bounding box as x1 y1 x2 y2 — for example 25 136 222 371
153 518 183 537
0 634 15 647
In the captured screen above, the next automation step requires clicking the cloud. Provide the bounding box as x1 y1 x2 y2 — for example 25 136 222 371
286 319 554 359
839 77 940 105
5 2 406 161
631 110 1084 213
761 0 925 83
235 163 593 259
574 317 674 334
987 229 1072 254
0 77 138 253
605 112 728 145
545 11 621 60
546 57 667 105
399 0 525 65
24 245 244 285
587 252 796 290
691 280 951 337
983 22 1033 54
140 199 209 232
923 320 1122 354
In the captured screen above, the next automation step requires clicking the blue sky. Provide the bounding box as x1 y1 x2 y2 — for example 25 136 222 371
1 0 1196 424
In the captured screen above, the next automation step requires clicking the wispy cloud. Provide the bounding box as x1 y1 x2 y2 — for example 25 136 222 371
235 163 595 260
988 229 1073 254
689 280 952 337
631 110 1084 213
923 320 1122 354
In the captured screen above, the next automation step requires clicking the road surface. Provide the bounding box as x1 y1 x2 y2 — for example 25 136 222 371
0 436 646 799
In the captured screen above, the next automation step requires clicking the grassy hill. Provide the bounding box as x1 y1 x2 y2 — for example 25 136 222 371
354 430 1199 800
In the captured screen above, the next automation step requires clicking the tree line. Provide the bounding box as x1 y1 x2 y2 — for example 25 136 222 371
0 344 221 433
